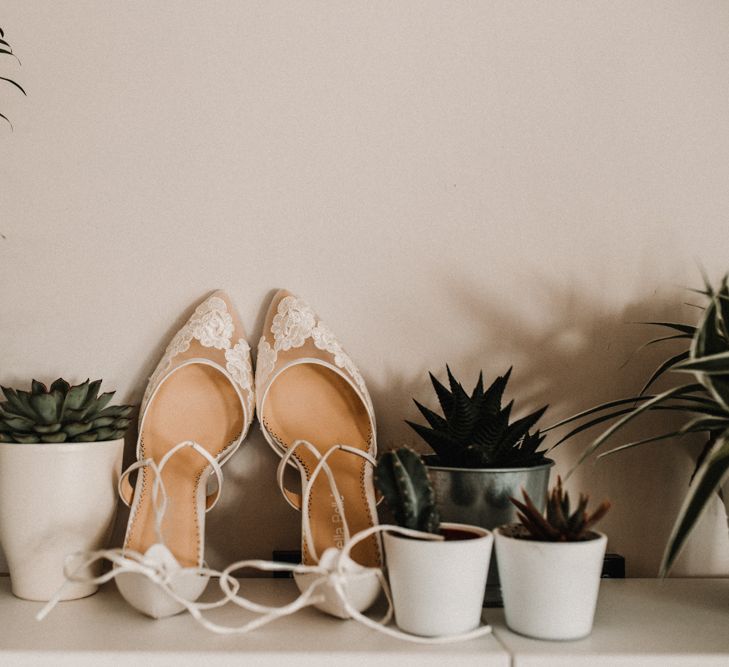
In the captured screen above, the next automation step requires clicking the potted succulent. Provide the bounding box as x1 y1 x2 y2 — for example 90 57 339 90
0 26 26 129
547 272 729 575
0 379 133 601
407 367 553 591
495 477 611 640
374 447 493 637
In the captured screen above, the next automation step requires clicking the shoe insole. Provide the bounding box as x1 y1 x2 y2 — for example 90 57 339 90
263 363 380 568
125 364 243 568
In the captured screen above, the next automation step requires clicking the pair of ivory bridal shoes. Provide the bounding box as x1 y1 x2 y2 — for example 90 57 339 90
37 290 494 644
39 289 382 621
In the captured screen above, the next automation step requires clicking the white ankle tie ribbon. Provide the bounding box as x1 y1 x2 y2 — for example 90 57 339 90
38 443 492 643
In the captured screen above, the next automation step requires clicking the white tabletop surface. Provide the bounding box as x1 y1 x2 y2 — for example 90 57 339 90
1 576 728 666
489 578 729 667
0 575 507 666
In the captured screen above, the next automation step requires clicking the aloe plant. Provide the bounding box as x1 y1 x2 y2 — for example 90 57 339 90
374 447 441 534
548 272 729 574
0 379 134 443
510 476 611 542
406 366 549 468
0 26 25 129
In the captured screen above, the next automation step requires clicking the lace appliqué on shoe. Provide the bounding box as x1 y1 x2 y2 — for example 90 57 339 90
271 296 317 351
255 338 277 397
225 340 254 417
143 296 253 411
257 297 373 415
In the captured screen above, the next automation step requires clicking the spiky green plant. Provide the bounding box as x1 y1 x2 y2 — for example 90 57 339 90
406 366 549 468
0 379 133 443
548 272 729 574
375 446 441 534
509 476 610 542
0 26 26 129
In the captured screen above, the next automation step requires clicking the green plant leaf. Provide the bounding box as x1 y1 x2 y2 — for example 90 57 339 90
32 423 62 434
639 350 690 396
413 400 448 431
12 433 40 443
40 432 67 443
544 396 659 432
31 379 47 395
84 380 103 405
659 433 729 576
29 393 58 424
679 416 729 435
49 378 71 394
692 297 729 409
673 351 729 375
639 322 696 335
64 380 90 411
94 405 133 419
429 371 454 417
62 422 94 438
596 431 686 459
567 383 705 475
94 427 116 441
1 415 34 430
405 421 455 463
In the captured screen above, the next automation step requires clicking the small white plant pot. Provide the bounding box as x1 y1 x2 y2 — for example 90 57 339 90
0 439 124 601
495 526 607 641
383 522 493 637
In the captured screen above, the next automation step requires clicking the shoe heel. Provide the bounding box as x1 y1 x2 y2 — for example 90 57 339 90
115 544 209 619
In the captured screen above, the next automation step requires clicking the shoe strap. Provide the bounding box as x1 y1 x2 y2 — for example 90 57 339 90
39 525 492 644
275 440 377 511
119 440 225 515
275 440 377 562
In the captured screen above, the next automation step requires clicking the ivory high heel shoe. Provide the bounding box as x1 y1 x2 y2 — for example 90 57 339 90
115 291 255 618
256 290 381 617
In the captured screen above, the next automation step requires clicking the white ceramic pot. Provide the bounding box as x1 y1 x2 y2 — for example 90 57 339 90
383 522 493 637
495 526 607 640
0 439 124 601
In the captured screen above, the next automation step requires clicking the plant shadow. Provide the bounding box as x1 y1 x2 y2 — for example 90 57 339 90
382 272 727 577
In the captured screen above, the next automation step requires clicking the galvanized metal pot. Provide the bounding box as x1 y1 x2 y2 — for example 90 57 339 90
426 457 554 600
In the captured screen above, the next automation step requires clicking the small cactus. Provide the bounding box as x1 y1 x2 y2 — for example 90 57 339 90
375 446 441 534
0 378 134 443
510 476 611 542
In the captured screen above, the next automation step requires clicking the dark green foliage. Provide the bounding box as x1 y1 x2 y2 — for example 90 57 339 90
547 272 729 574
406 366 549 468
374 447 441 534
0 379 133 443
510 476 611 542
0 26 26 129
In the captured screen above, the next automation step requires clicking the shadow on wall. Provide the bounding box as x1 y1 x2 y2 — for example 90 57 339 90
370 274 728 577
106 279 729 577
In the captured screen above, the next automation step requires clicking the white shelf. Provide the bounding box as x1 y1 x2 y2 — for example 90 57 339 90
1 577 728 666
489 578 729 666
0 576 507 666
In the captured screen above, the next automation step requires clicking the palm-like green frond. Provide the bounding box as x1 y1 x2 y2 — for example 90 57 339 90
555 273 729 575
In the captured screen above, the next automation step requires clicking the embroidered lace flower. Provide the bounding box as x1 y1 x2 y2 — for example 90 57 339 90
192 303 234 350
255 338 277 394
225 340 253 391
225 340 255 418
271 297 317 351
142 295 252 413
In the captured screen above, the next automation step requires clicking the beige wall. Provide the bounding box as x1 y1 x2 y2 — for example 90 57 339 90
2 1 729 576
